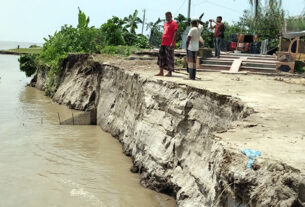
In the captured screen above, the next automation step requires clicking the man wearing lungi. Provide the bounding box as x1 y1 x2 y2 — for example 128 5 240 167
156 12 178 77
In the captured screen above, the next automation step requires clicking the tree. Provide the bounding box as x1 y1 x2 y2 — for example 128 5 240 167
174 14 190 43
248 0 261 17
100 16 125 45
239 0 285 48
76 8 100 53
286 16 305 31
146 18 163 47
201 21 214 48
77 7 90 29
19 54 38 77
123 10 143 34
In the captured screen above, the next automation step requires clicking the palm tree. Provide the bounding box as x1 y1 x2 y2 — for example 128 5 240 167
249 0 284 17
146 18 162 35
248 0 260 17
175 14 188 25
124 10 143 34
146 18 163 47
174 14 190 42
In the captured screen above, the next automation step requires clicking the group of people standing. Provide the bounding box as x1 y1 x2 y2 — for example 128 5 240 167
156 12 225 80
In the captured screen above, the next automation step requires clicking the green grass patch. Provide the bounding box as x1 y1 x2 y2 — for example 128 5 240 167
100 45 142 56
7 48 42 54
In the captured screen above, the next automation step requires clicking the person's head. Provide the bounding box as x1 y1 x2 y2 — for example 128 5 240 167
191 20 198 27
217 16 222 23
165 12 172 22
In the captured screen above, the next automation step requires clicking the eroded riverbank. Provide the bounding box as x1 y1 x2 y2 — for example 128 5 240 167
29 53 305 207
0 54 175 207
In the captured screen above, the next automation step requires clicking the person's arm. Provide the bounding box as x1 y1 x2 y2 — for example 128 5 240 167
198 20 204 25
170 30 177 48
170 22 178 48
198 24 204 33
186 36 191 51
210 20 215 30
186 28 194 51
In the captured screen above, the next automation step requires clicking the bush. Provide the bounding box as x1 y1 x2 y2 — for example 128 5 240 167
123 32 138 46
201 21 214 48
19 54 38 77
175 58 185 67
100 46 121 55
135 34 150 49
295 61 305 73
122 32 150 49
40 23 101 66
287 16 305 32
29 45 40 48
149 30 162 48
100 17 125 46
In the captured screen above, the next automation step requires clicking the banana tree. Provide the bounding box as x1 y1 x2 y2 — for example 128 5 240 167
146 18 163 47
124 10 143 34
174 14 190 42
248 0 260 17
77 7 90 29
146 18 162 36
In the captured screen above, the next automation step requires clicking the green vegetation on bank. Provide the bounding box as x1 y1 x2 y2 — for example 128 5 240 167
19 54 38 77
0 48 42 55
19 8 151 96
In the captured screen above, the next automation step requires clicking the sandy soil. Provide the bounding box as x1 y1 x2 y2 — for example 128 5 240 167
94 54 305 174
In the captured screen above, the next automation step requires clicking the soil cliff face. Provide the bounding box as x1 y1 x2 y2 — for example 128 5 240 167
31 54 305 207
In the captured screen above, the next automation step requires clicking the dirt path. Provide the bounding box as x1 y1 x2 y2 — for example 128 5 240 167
95 54 305 173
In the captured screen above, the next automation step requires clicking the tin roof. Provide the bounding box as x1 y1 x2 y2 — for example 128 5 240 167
282 31 305 39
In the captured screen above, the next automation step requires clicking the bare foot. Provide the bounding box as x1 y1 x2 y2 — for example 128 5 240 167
165 73 172 77
155 73 164 76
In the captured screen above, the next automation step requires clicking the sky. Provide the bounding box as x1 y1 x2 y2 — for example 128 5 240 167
0 0 304 43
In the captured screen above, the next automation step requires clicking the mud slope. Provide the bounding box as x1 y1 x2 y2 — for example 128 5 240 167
31 54 305 207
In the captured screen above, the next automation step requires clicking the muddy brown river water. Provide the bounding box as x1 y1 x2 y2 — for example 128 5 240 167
0 54 175 207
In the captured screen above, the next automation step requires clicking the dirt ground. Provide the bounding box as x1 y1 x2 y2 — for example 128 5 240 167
94 54 305 174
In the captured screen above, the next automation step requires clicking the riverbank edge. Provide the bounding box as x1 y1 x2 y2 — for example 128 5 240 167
0 49 41 55
0 50 26 55
29 54 305 207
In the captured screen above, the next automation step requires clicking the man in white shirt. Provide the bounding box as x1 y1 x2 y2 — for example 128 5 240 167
186 18 204 80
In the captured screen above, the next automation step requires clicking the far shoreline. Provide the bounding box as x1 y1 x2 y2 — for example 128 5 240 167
0 50 25 55
0 48 42 56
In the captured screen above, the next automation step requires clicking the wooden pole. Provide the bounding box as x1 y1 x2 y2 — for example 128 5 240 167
72 113 75 125
57 113 61 125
